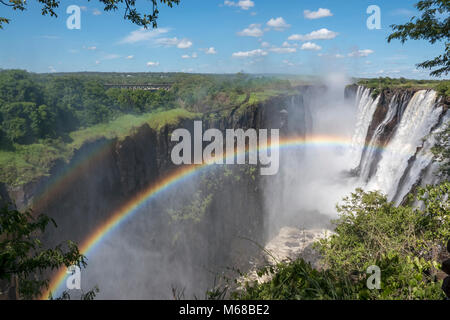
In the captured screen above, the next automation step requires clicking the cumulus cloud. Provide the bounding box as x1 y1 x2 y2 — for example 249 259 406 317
269 47 296 53
261 41 271 48
147 61 159 67
288 28 338 41
300 42 322 51
266 17 290 30
182 53 198 59
237 23 264 37
348 49 374 57
303 8 333 19
224 0 254 10
126 55 134 59
204 47 217 54
156 37 193 49
119 27 170 44
232 49 268 58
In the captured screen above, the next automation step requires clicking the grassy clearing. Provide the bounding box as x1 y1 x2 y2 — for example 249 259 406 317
0 108 199 186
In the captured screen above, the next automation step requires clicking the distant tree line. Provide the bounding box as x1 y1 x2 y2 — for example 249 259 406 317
0 70 291 147
0 70 176 146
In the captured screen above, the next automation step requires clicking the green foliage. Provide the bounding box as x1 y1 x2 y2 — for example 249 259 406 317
236 183 449 300
0 205 87 299
0 108 199 186
387 0 449 77
431 121 450 177
357 78 449 95
436 81 450 97
0 0 180 29
234 259 360 300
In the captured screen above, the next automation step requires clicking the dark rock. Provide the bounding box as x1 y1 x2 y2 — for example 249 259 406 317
442 259 450 275
443 276 450 298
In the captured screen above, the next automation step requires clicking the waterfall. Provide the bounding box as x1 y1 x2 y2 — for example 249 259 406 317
365 90 441 200
359 94 398 182
350 86 380 168
393 109 449 204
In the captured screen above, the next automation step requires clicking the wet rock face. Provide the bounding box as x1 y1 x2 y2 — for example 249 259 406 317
115 124 158 196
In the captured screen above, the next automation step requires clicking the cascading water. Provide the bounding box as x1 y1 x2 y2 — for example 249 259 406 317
350 86 380 169
358 94 398 182
366 90 441 200
351 87 445 203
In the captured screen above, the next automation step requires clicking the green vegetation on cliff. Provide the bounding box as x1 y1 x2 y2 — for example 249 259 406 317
235 183 449 300
0 108 199 186
357 77 450 97
0 70 292 187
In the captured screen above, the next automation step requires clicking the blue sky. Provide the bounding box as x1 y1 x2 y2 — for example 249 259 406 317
0 0 447 78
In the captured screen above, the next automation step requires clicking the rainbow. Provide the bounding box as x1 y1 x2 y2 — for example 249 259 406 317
40 134 383 299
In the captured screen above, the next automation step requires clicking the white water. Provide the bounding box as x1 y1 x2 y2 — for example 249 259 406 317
393 109 448 204
363 90 440 200
349 86 380 168
359 94 398 182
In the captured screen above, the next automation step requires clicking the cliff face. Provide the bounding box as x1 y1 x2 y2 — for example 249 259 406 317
1 92 307 298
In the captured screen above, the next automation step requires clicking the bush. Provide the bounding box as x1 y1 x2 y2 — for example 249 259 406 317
235 183 449 300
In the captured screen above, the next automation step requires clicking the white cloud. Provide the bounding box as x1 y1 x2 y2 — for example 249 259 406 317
269 47 296 53
288 28 338 41
178 39 193 49
266 17 290 30
126 55 134 59
224 0 254 10
156 37 193 49
86 46 97 51
348 49 374 57
95 60 100 65
303 8 333 19
92 8 102 16
232 49 268 58
261 41 271 48
48 66 56 73
182 52 198 59
377 69 400 75
147 61 160 67
120 27 170 44
318 53 345 58
237 23 264 37
300 42 322 51
205 47 217 54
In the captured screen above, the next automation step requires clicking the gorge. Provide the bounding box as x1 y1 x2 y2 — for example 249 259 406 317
0 77 448 299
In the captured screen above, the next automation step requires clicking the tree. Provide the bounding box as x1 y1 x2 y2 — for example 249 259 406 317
387 0 449 77
0 0 180 29
432 121 450 178
0 205 89 299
